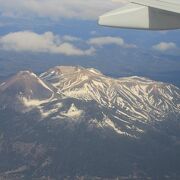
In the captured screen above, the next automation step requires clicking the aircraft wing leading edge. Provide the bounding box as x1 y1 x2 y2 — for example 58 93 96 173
99 0 180 30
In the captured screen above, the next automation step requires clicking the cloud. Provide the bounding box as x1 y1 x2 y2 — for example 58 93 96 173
152 42 177 52
88 36 137 48
0 0 116 20
0 31 95 56
0 32 137 56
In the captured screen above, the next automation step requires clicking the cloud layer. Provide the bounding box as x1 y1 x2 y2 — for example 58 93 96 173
0 0 116 20
153 42 177 52
88 36 137 48
0 31 95 56
0 31 137 56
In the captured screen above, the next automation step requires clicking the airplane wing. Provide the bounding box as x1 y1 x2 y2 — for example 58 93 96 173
99 0 180 30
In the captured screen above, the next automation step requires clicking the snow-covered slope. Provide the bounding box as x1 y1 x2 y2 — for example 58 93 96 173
41 66 180 122
0 66 180 137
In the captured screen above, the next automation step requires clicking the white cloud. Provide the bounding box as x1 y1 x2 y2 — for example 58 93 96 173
0 31 95 56
0 32 137 55
0 0 116 20
88 36 137 48
153 42 177 52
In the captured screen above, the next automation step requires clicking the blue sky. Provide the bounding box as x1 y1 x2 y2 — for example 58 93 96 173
0 0 180 53
0 0 180 85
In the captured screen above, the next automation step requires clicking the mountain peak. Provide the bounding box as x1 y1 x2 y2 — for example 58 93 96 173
0 70 50 91
86 68 103 75
0 71 54 110
43 66 84 76
41 66 103 78
40 66 104 89
16 70 38 79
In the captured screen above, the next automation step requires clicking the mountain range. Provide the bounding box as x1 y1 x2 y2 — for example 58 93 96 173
0 66 180 179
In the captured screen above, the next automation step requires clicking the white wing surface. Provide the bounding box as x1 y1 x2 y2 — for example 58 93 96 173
99 0 180 30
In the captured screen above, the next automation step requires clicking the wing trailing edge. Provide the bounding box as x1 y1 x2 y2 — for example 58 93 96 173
130 0 180 14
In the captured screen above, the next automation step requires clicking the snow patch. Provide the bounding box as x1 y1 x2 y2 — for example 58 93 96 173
88 68 102 75
80 75 89 81
126 125 145 133
61 104 84 119
21 95 54 107
0 82 5 87
54 102 63 109
51 115 64 120
102 116 136 138
21 97 47 107
104 118 126 135
39 107 59 118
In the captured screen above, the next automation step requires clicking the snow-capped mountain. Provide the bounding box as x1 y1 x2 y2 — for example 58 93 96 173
41 66 180 120
0 66 180 134
0 71 54 111
0 66 180 179
41 66 180 113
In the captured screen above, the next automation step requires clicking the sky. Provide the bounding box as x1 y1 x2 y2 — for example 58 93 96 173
0 0 180 85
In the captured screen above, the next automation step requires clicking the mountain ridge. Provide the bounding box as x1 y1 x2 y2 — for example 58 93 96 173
0 66 179 137
0 66 180 179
